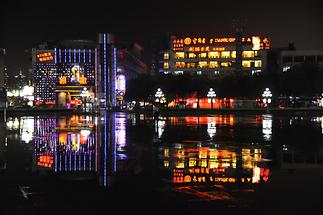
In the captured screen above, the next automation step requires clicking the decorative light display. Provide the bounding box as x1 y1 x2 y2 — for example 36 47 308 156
34 48 97 106
207 88 216 108
262 88 272 106
155 88 166 103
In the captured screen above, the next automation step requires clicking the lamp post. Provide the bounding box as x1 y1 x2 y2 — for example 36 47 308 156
207 88 216 109
262 88 272 108
155 88 165 104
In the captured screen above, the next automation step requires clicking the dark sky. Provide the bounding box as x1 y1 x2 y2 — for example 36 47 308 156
1 0 323 76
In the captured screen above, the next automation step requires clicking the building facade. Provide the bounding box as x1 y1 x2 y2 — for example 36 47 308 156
32 34 147 109
280 50 323 72
32 40 100 108
160 35 270 77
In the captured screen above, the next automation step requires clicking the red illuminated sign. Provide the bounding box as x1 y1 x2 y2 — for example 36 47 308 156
37 52 54 62
37 155 53 168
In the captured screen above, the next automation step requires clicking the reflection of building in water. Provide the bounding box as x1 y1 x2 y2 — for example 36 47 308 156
262 114 272 141
115 113 126 154
182 115 234 126
6 117 34 143
155 118 166 138
207 121 216 138
160 145 269 185
33 115 97 172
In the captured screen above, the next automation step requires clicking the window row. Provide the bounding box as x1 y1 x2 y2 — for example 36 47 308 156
163 60 262 69
164 51 259 59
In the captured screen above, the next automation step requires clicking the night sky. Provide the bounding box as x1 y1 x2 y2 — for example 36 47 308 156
1 0 323 78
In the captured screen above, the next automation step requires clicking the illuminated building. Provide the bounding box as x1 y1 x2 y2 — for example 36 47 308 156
33 34 146 109
160 35 270 77
280 50 323 72
32 40 99 107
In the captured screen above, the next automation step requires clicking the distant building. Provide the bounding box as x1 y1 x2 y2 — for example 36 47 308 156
160 35 270 78
0 49 5 88
280 50 323 72
116 42 148 106
0 49 7 108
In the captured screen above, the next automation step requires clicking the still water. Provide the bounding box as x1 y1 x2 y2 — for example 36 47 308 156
1 113 323 214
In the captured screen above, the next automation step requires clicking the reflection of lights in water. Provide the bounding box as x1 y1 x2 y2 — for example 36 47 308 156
252 166 261 183
7 118 20 130
155 120 166 138
207 121 216 138
115 116 126 151
81 129 91 138
262 115 272 141
20 117 34 143
174 143 183 149
71 134 80 151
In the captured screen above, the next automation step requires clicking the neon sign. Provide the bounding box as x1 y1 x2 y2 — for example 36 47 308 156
173 36 270 50
37 155 54 168
37 52 54 62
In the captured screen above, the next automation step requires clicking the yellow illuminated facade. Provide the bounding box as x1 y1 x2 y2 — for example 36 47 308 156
160 35 270 77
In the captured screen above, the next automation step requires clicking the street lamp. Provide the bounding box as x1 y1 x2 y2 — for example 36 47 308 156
155 88 165 104
207 88 216 109
262 88 272 107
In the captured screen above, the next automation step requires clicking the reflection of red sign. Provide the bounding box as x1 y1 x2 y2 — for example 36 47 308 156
172 167 270 184
37 155 53 168
37 52 54 62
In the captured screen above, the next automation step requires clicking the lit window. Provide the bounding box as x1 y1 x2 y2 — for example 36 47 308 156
199 53 207 58
209 61 218 68
221 51 231 58
175 62 185 68
198 61 208 68
242 60 251 68
209 52 220 58
221 62 231 67
163 62 169 69
175 52 185 59
242 51 255 58
231 51 236 58
163 53 169 60
187 63 196 68
188 53 196 58
255 60 262 67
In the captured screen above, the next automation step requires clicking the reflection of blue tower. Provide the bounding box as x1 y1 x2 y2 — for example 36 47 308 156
101 112 117 188
98 33 117 110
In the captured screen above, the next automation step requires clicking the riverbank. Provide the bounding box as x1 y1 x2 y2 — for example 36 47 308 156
2 107 323 116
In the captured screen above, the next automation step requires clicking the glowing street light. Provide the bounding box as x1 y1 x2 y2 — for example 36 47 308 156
262 88 272 107
155 88 166 103
207 88 216 108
